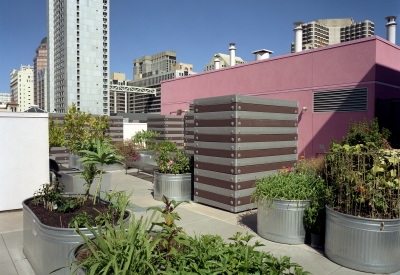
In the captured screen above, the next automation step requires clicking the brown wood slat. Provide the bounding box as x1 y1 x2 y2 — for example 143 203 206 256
195 134 297 143
195 103 297 114
194 176 256 191
194 119 297 127
156 137 183 141
195 190 252 207
194 147 297 158
184 138 194 143
147 124 184 128
195 160 296 174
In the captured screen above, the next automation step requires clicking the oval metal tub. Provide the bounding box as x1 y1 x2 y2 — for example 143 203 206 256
257 199 309 244
153 171 192 201
22 197 131 275
325 206 400 274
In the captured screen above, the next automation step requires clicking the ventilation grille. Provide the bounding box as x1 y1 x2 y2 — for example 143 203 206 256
313 88 367 113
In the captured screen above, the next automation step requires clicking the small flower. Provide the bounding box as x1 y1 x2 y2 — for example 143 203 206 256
282 166 286 169
300 155 305 159
155 151 159 156
168 161 174 165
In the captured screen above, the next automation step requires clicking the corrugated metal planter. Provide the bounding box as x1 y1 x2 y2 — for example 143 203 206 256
69 154 84 170
153 171 192 201
22 197 131 275
60 171 111 199
257 199 310 244
325 206 400 274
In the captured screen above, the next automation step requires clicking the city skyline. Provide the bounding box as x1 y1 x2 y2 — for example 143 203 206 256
0 0 399 94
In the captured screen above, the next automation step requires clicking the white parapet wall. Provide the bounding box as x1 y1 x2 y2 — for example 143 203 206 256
0 113 49 211
123 122 147 140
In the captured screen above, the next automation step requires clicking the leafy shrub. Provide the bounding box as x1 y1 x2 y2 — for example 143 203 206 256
114 139 141 174
132 130 159 150
154 141 193 174
252 168 325 202
340 118 391 149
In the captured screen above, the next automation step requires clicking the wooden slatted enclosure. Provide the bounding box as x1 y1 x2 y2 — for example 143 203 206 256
193 94 298 213
184 112 194 155
49 114 123 164
147 114 184 149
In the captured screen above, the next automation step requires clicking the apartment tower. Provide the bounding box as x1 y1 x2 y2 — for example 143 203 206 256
33 37 48 110
291 18 374 52
129 51 195 113
10 65 34 112
47 0 109 115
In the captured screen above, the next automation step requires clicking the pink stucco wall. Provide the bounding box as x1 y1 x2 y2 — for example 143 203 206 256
161 36 400 157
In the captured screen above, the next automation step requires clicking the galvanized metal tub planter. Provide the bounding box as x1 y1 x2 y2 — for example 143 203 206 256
325 206 400 274
60 171 111 199
22 197 131 275
153 170 192 201
257 199 310 244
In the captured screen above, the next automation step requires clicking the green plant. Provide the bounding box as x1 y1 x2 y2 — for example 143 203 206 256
63 104 111 155
132 129 159 150
252 168 325 203
68 212 94 228
78 138 123 204
164 232 310 274
95 190 132 226
69 195 161 275
340 118 391 149
153 141 193 174
326 142 400 219
33 183 63 211
57 196 83 213
48 115 65 151
114 139 140 174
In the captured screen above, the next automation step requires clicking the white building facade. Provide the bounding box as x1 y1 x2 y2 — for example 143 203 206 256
10 65 34 112
47 0 109 115
0 93 11 104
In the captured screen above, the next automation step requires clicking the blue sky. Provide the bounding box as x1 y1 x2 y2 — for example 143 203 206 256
0 0 399 93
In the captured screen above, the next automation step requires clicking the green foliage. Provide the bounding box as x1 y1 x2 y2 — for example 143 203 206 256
95 190 132 226
114 139 140 174
71 194 161 275
68 212 93 228
252 168 325 202
154 141 193 174
48 115 65 150
57 196 83 213
78 138 124 204
340 118 391 149
33 183 63 211
164 232 310 275
78 162 99 203
132 129 159 150
63 104 111 154
326 143 400 219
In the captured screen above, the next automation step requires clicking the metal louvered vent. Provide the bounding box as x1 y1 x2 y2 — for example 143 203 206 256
313 88 367 113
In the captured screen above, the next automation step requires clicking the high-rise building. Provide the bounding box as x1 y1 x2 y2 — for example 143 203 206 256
33 37 47 109
0 93 11 104
109 72 128 113
10 65 34 112
38 68 48 111
291 18 374 52
203 53 245 71
128 51 195 113
47 0 109 115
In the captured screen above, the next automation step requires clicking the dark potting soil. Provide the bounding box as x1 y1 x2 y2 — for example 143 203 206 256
26 198 111 228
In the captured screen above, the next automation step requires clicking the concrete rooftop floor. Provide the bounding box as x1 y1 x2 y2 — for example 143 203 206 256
1 168 399 275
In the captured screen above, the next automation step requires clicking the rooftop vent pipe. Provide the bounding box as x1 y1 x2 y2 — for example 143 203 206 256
252 49 274 60
229 43 236 66
293 22 303 53
386 16 397 44
214 54 220 69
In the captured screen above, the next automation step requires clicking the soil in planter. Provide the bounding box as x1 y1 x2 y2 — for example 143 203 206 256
26 198 126 228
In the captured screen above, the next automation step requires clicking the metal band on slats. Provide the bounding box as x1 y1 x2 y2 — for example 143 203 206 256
147 127 185 132
194 134 297 143
194 182 255 198
194 111 297 120
194 127 297 135
194 196 255 213
194 140 297 150
195 160 296 174
194 168 279 182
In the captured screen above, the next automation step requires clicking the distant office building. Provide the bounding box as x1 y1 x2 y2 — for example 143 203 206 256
128 51 195 113
0 93 11 104
291 18 375 52
109 72 128 113
47 0 109 115
10 65 34 112
33 37 47 108
37 68 48 111
203 53 245 71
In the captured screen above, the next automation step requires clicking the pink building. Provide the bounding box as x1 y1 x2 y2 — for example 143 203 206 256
161 36 400 157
